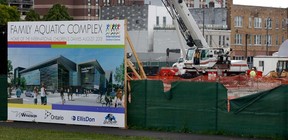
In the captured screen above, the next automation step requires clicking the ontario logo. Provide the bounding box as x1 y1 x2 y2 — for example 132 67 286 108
12 111 37 118
44 110 64 120
105 23 121 41
71 116 96 122
103 113 117 125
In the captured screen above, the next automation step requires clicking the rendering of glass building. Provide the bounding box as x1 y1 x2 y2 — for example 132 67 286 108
78 60 106 94
17 55 107 93
19 55 76 91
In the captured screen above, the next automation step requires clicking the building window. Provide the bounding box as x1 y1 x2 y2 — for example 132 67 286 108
233 56 244 60
105 0 110 6
247 34 252 45
247 56 253 63
156 16 159 26
235 34 242 45
259 61 264 67
265 18 272 29
276 18 279 29
282 36 285 43
282 19 286 29
218 36 221 46
209 35 212 46
222 35 225 46
163 16 166 27
234 16 243 27
264 35 272 46
254 34 262 45
206 35 208 43
254 17 262 28
118 0 124 4
268 35 272 45
249 17 252 28
88 8 91 14
276 35 279 45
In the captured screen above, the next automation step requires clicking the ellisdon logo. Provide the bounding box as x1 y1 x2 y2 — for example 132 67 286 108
103 114 117 125
71 116 96 122
44 110 64 120
12 111 37 118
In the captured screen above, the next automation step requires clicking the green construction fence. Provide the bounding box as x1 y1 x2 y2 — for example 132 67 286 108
0 75 7 121
127 80 288 139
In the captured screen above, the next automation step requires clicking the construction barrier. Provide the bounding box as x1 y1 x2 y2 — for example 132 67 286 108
0 75 7 121
128 80 227 131
128 80 288 139
221 85 288 137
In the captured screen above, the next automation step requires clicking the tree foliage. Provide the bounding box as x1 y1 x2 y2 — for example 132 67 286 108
25 9 40 21
7 60 13 74
43 4 73 21
0 0 7 5
0 4 20 25
107 72 113 94
114 62 125 86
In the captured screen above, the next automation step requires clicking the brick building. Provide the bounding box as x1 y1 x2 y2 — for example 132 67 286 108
34 0 144 20
7 0 33 18
229 4 287 66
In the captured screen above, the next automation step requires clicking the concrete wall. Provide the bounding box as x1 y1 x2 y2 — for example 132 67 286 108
127 31 149 53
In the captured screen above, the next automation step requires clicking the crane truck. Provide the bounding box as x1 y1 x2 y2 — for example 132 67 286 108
161 0 249 77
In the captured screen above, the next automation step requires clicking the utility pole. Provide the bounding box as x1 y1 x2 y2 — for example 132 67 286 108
266 17 271 56
202 1 205 36
245 34 248 59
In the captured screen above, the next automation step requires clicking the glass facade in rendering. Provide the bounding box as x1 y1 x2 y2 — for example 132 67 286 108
79 62 106 94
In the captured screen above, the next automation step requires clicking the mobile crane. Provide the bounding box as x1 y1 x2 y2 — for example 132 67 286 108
161 0 248 77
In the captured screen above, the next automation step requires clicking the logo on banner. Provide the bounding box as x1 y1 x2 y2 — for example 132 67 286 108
44 110 64 120
105 23 121 41
71 116 96 122
103 113 117 125
12 111 37 118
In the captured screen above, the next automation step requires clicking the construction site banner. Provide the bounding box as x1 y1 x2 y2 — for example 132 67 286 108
7 20 126 127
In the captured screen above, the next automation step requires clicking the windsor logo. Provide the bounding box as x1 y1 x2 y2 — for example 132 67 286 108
105 23 121 41
12 111 37 118
71 116 96 122
44 110 64 120
103 114 117 125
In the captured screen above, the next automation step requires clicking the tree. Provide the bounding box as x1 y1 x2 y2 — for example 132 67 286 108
0 0 7 5
25 9 40 21
7 60 12 74
107 72 113 94
114 62 125 86
0 4 20 25
43 4 73 21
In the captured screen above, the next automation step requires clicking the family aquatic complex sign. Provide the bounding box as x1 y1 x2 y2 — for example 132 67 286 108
8 20 125 45
7 20 126 128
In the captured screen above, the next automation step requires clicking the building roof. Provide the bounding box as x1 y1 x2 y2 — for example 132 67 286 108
78 60 105 74
20 55 76 73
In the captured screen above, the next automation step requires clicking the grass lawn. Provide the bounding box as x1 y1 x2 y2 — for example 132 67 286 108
0 126 157 140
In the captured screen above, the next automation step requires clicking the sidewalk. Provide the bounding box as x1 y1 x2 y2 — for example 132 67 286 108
0 121 265 140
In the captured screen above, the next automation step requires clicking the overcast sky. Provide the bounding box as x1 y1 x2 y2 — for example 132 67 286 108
234 0 288 8
145 0 288 8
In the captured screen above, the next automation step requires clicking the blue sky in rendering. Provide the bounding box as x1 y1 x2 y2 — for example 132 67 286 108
8 48 124 72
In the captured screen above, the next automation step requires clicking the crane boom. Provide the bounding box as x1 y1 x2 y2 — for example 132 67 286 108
162 0 208 48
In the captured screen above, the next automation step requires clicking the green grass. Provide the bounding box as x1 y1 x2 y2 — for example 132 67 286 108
0 126 157 140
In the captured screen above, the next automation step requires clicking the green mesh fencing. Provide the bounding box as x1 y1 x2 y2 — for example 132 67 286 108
219 85 288 138
128 80 288 138
128 80 227 131
0 75 7 121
